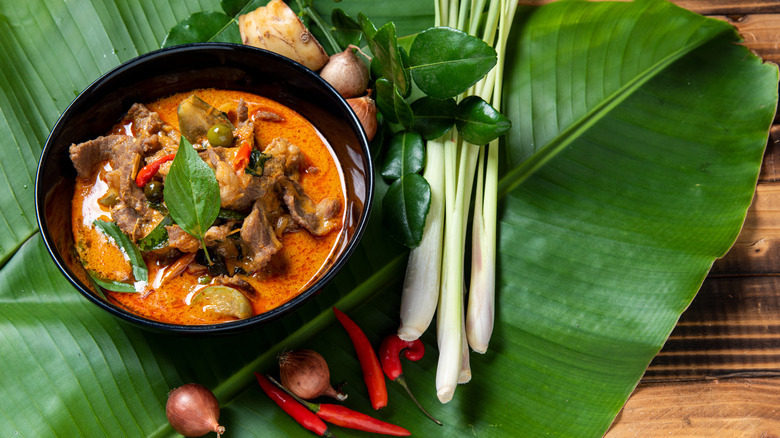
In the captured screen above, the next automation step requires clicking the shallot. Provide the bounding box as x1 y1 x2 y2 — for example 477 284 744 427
166 383 225 437
347 95 378 142
279 349 347 401
320 46 369 98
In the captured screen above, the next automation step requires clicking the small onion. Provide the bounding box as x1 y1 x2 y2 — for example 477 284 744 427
279 349 347 401
166 383 225 437
347 95 378 142
320 46 369 98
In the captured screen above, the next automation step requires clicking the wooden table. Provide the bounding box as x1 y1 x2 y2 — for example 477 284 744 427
518 1 780 435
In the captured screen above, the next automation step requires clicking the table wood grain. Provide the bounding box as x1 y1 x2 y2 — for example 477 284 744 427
517 0 780 435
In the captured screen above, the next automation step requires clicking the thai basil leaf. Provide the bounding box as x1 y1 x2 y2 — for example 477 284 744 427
163 135 221 249
411 96 457 139
376 78 414 127
162 12 238 47
455 95 512 145
381 173 431 248
93 219 148 282
87 271 138 294
245 150 270 177
409 27 497 99
137 215 173 252
332 9 362 49
380 131 426 180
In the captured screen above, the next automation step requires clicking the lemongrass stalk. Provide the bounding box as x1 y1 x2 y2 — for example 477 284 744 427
436 139 479 403
466 0 516 353
435 0 445 29
467 143 497 353
468 0 487 36
456 0 469 31
398 138 446 341
459 281 472 384
447 0 459 28
435 137 460 403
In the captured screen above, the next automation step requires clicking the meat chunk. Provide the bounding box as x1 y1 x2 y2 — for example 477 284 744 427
124 103 164 137
278 178 341 236
240 201 283 272
236 99 249 123
69 135 133 178
201 147 264 212
262 137 304 180
166 225 200 253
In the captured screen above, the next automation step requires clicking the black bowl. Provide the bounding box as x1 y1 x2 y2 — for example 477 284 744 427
35 43 373 334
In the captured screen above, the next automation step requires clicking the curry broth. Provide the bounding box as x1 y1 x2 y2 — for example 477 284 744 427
72 88 345 325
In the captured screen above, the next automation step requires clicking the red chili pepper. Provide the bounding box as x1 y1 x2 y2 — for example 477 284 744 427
317 404 410 436
135 153 176 187
379 334 442 426
332 307 388 410
233 140 252 171
266 374 410 436
255 373 335 437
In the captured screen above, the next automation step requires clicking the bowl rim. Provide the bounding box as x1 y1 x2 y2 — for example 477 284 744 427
35 42 374 334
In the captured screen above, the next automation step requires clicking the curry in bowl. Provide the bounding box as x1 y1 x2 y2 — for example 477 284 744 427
69 88 345 325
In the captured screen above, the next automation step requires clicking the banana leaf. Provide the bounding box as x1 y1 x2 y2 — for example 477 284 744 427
0 0 776 437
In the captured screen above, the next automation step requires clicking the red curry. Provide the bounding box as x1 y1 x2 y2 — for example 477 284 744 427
70 88 345 325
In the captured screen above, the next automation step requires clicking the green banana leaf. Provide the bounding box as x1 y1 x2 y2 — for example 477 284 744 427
0 0 776 437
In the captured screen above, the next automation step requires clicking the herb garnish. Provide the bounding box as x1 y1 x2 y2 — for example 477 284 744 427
137 215 173 251
163 135 221 263
93 219 148 283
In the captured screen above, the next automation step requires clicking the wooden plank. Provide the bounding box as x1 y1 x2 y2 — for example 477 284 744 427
713 14 780 65
672 1 780 14
711 182 780 275
518 0 780 14
606 378 780 437
643 276 780 381
758 125 780 183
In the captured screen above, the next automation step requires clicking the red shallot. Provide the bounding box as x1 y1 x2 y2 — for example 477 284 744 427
279 349 348 401
165 383 225 437
320 45 370 98
348 95 378 142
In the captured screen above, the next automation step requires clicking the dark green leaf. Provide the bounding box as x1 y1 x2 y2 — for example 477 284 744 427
411 96 456 139
163 136 221 244
381 173 431 247
332 8 362 49
87 270 138 293
221 0 249 17
366 20 410 96
357 12 378 40
455 95 511 145
162 11 234 47
93 219 148 282
136 215 173 252
409 26 497 98
218 208 247 221
376 78 413 127
369 110 387 157
380 130 425 179
245 150 270 177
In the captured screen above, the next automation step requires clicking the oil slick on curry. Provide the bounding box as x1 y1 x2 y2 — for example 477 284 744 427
68 89 346 325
